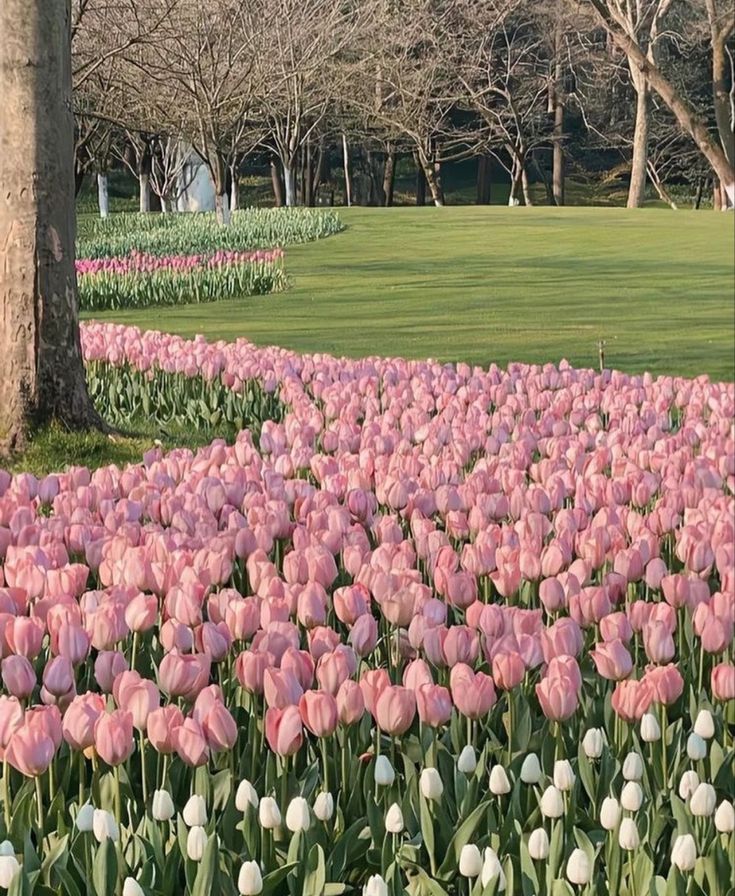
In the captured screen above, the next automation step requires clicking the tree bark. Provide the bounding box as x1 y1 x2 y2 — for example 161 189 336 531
97 172 110 218
215 191 231 225
628 72 649 208
383 148 396 207
476 155 492 205
0 0 104 454
230 161 239 212
587 0 735 199
521 166 533 207
552 24 565 206
139 173 151 213
270 158 284 207
283 164 297 207
421 157 445 207
342 134 352 207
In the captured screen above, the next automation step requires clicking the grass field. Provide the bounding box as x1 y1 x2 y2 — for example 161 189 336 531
90 206 735 381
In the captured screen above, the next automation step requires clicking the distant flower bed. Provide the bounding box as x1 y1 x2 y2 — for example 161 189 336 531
77 207 344 259
77 249 287 311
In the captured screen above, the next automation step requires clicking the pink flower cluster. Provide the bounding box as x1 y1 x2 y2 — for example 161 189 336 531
75 248 284 278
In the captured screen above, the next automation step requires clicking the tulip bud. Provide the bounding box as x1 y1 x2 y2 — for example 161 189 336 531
693 710 714 740
671 834 696 872
152 789 175 822
689 782 716 817
566 848 591 886
600 796 621 830
92 809 119 843
285 797 311 833
459 844 483 877
582 729 603 759
714 800 735 833
489 765 511 795
686 733 707 761
457 745 477 775
528 828 549 861
621 781 643 812
238 860 263 895
0 856 19 890
640 713 661 743
0 844 13 858
363 875 388 896
618 817 640 851
258 796 281 830
553 760 575 792
314 792 334 822
123 879 144 896
679 771 700 801
235 780 259 812
374 755 395 787
186 826 207 861
540 785 564 819
622 752 643 781
420 768 444 802
520 753 542 784
183 795 207 827
385 803 405 834
76 803 95 832
480 847 505 890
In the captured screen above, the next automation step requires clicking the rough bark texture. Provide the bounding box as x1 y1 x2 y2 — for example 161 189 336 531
0 0 103 454
97 172 110 218
552 25 565 206
382 149 396 207
342 135 352 207
628 73 649 208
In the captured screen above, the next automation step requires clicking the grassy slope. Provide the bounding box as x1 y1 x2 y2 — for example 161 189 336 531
92 206 735 381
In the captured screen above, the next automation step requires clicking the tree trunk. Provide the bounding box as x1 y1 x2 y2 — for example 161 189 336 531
304 140 314 207
383 148 396 206
0 0 103 454
215 191 231 226
521 165 533 207
312 136 325 203
283 164 297 207
693 177 705 210
97 172 109 218
588 0 735 197
139 173 151 213
476 155 492 205
421 157 445 207
552 24 565 206
230 161 239 212
271 158 284 207
628 71 649 208
342 134 352 207
509 154 523 205
710 31 734 206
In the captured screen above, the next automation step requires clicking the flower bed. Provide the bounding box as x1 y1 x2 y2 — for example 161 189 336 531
77 250 287 311
0 323 732 895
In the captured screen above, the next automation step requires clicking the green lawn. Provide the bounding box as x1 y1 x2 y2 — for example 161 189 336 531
90 206 734 380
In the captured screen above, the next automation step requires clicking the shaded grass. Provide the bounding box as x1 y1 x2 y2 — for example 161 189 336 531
93 206 735 381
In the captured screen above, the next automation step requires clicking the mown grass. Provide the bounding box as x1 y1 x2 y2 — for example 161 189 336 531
96 206 735 381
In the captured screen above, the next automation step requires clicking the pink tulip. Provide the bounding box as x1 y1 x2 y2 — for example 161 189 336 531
1 655 36 699
590 640 633 681
535 673 579 721
416 683 452 727
336 679 365 726
94 650 128 693
299 690 339 737
201 702 237 752
62 692 106 751
173 717 210 766
0 696 24 758
6 725 55 777
611 678 653 722
264 667 303 709
235 650 269 695
95 709 134 766
450 664 497 719
644 664 684 706
360 668 390 717
711 663 735 701
147 705 184 753
375 685 416 735
158 652 210 701
265 705 303 756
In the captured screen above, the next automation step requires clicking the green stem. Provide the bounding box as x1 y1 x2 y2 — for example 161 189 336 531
320 738 329 795
629 852 637 896
139 731 148 806
113 765 122 829
131 631 139 672
35 774 44 837
3 759 10 833
659 704 668 787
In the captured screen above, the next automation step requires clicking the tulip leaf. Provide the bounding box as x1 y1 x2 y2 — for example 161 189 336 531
410 867 449 896
261 862 298 895
519 835 540 896
303 844 326 896
633 850 654 896
436 799 490 879
54 867 84 896
323 885 346 896
419 795 436 876
92 838 117 896
191 833 219 896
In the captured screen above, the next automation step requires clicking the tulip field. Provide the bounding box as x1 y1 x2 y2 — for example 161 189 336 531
0 320 733 896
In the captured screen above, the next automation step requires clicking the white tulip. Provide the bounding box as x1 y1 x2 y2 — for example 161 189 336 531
618 817 640 851
123 878 144 896
553 760 575 792
186 826 207 861
76 803 95 832
363 874 388 896
92 809 119 843
489 765 511 795
459 844 483 877
385 803 404 834
258 796 281 830
679 770 700 801
520 753 542 784
420 768 444 802
689 783 716 817
152 789 175 822
235 780 259 812
0 856 19 890
566 848 591 885
621 781 643 812
285 797 311 833
314 792 334 822
528 828 549 861
457 745 477 775
622 752 643 782
238 860 263 895
582 729 604 759
687 733 707 761
0 844 13 858
374 755 395 787
539 785 564 819
480 847 506 890
693 710 714 740
183 795 207 827
600 796 621 831
714 800 735 833
671 834 697 871
640 713 661 743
